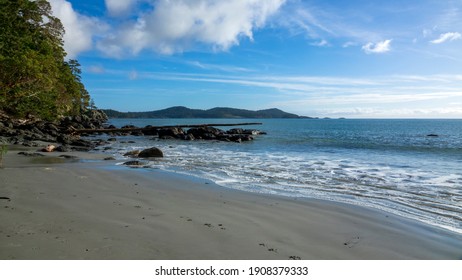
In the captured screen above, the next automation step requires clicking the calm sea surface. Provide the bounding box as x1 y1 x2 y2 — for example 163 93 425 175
95 119 462 233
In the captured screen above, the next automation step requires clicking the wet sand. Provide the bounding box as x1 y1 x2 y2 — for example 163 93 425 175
1 147 461 259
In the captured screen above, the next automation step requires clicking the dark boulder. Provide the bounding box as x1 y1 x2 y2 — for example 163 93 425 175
138 147 163 158
158 127 184 139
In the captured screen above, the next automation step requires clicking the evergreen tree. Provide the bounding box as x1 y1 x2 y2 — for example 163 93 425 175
0 0 91 120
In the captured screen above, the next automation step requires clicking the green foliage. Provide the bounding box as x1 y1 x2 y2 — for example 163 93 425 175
0 0 91 120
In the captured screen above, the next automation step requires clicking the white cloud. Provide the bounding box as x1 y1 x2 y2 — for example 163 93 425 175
188 61 253 73
128 71 462 101
310 39 329 47
361 39 392 54
98 0 285 56
105 0 139 17
430 32 461 44
342 41 357 48
49 0 107 58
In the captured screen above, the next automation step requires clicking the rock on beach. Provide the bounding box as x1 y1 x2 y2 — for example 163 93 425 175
138 147 163 158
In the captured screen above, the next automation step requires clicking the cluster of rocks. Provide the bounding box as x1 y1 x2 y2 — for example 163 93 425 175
0 109 108 151
105 125 266 143
1 109 267 167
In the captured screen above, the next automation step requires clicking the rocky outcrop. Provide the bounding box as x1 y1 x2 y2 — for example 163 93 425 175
60 110 108 132
98 124 265 143
0 109 108 149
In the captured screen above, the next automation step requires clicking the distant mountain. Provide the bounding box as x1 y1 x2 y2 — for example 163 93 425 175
103 106 312 119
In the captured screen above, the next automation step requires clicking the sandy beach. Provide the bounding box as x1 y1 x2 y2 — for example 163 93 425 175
0 146 461 260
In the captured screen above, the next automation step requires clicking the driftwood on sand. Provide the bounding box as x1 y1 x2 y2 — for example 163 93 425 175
71 122 263 134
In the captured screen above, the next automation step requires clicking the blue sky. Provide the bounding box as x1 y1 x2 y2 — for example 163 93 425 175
49 0 462 118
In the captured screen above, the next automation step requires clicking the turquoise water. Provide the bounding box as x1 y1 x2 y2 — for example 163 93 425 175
100 118 462 233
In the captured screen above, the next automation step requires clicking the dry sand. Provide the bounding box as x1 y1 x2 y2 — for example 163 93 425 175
1 146 461 259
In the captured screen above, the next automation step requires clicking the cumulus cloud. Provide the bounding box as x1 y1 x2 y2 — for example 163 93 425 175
430 32 461 44
98 0 285 56
105 0 139 17
49 0 107 58
361 39 392 54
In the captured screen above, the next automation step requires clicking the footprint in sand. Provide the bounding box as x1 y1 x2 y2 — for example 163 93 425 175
258 243 278 253
343 236 361 248
179 216 193 222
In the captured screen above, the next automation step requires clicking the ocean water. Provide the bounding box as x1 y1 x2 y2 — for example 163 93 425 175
94 118 462 233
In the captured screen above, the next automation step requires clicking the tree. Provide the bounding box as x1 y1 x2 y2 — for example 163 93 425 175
0 0 91 120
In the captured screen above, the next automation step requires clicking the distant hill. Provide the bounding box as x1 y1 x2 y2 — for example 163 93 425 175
103 106 312 119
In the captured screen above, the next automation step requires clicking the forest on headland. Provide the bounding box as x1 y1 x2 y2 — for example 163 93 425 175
0 0 93 121
103 107 312 119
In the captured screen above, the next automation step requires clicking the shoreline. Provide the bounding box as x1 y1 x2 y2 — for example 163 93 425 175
1 147 461 259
